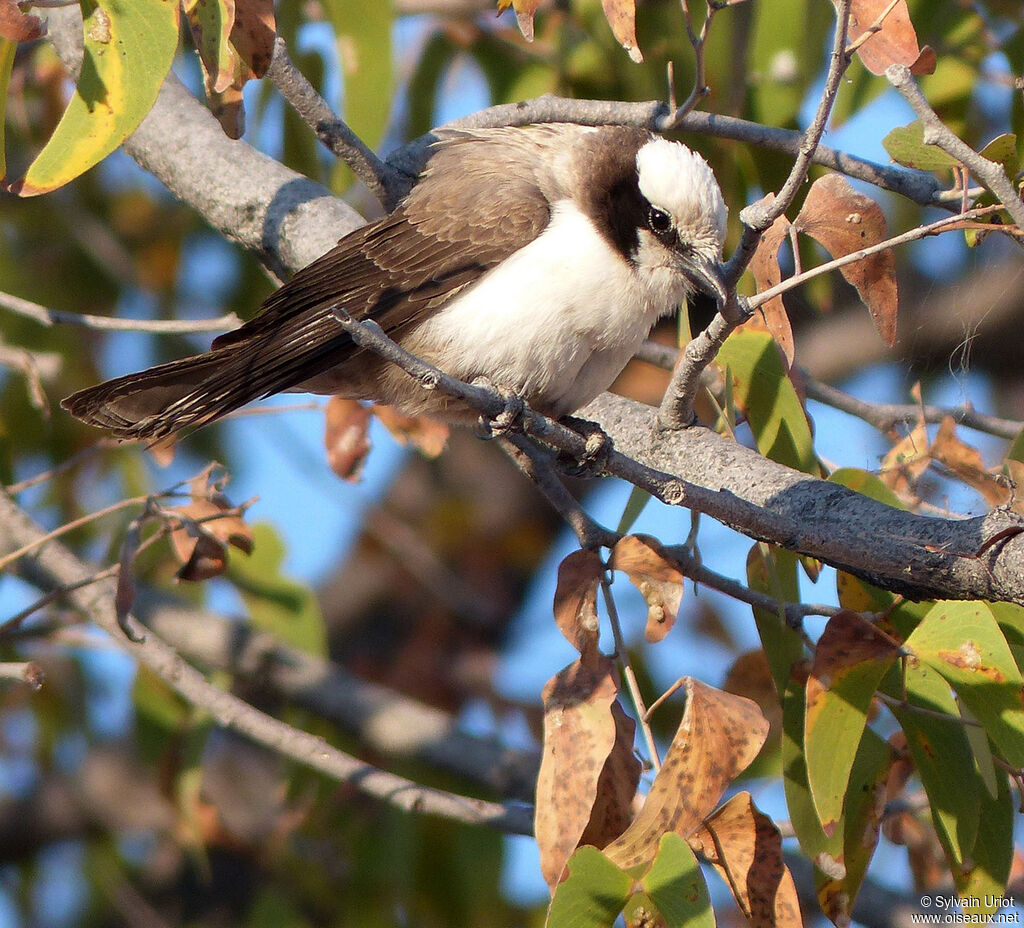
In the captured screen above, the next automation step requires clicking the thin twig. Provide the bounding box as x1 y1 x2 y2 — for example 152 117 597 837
886 64 1024 229
0 488 533 835
657 0 853 428
264 37 403 209
0 290 241 334
845 0 901 55
747 205 1019 311
600 576 661 770
5 441 116 496
661 0 717 129
501 436 620 550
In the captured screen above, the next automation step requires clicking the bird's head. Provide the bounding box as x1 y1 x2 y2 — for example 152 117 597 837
633 137 728 307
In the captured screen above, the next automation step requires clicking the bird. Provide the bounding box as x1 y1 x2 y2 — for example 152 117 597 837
62 124 728 441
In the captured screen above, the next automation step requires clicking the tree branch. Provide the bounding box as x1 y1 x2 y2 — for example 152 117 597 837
0 488 533 835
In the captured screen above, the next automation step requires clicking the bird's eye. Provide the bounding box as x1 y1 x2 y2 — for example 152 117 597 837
648 207 672 234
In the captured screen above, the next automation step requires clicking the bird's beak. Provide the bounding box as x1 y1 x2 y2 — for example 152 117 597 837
683 254 729 308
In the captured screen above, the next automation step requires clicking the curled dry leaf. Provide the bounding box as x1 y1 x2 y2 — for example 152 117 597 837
748 203 795 367
578 700 642 854
115 517 143 630
794 174 898 347
0 0 44 42
184 0 238 96
845 0 935 76
496 0 542 42
168 499 254 582
604 678 770 870
373 405 449 458
689 792 803 928
601 0 642 63
608 535 684 643
553 548 604 663
324 397 373 482
231 0 275 77
534 656 623 890
930 416 1010 508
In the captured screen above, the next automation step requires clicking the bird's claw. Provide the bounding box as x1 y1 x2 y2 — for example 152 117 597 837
557 416 613 478
473 378 526 438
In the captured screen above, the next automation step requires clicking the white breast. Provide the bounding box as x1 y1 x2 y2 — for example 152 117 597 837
403 200 687 417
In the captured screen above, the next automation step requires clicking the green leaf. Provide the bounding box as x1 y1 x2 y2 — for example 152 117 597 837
1007 426 1024 466
321 0 392 150
616 486 652 535
545 846 632 928
881 660 980 863
882 121 959 172
0 39 14 182
747 544 805 698
717 330 817 474
805 612 899 834
227 523 328 657
956 769 1014 916
639 834 713 928
17 0 180 196
827 468 905 509
979 133 1019 179
905 601 1024 767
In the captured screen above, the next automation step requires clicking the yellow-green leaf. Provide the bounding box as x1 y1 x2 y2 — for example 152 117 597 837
227 523 328 657
880 660 980 863
882 120 958 172
0 38 14 182
16 0 180 196
718 330 817 474
545 846 631 928
827 467 905 509
638 834 713 928
905 601 1024 768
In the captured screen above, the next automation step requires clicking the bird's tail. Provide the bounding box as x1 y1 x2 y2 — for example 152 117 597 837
62 346 272 441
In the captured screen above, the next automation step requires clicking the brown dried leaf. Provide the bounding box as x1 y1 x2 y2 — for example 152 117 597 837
206 79 246 139
324 397 372 482
601 0 642 62
535 657 620 890
115 519 142 630
846 0 934 76
231 0 275 77
748 199 795 366
609 535 684 643
0 0 44 41
578 700 642 851
793 174 898 346
879 389 929 495
168 499 253 581
497 0 541 41
553 549 604 663
931 416 1010 507
689 792 803 928
373 405 449 458
604 678 770 869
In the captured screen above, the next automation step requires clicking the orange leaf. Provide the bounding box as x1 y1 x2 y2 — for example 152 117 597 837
604 678 769 869
689 792 803 928
601 0 642 62
578 700 642 852
794 174 898 347
373 405 449 458
231 0 275 77
846 0 934 76
534 657 622 890
609 535 684 643
498 0 542 41
168 499 253 581
930 416 1009 507
324 397 372 482
553 549 604 663
0 0 43 41
748 199 794 366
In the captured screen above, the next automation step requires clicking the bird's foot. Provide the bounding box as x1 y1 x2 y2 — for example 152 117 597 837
473 378 527 438
557 416 613 478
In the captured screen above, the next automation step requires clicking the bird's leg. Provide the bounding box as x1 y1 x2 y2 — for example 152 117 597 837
556 415 613 478
471 377 527 438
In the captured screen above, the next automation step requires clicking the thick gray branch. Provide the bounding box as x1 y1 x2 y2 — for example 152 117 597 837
582 393 1024 606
